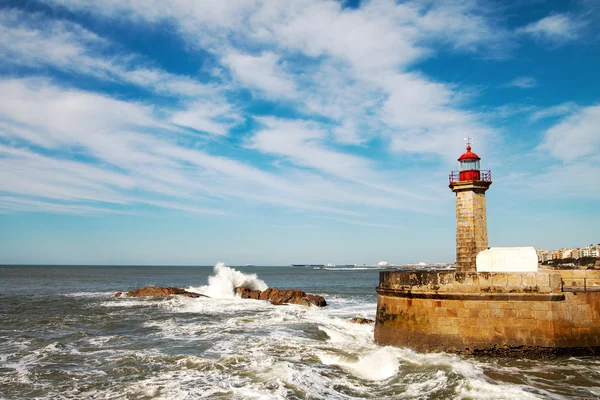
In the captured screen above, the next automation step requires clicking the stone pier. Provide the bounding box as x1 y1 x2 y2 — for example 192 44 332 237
374 269 600 355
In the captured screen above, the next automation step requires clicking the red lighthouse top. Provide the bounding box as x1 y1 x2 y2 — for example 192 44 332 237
457 145 480 161
449 143 492 184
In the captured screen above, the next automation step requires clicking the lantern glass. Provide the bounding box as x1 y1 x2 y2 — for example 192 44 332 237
460 159 480 171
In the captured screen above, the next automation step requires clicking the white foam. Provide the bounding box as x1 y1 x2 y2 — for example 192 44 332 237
100 299 159 308
319 348 399 381
455 378 543 399
318 320 374 345
319 326 355 343
188 262 268 299
403 370 449 398
64 291 115 298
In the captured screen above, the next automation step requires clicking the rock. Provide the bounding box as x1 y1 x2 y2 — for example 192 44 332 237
235 286 326 307
234 287 261 299
305 294 327 307
114 292 122 298
270 289 306 305
349 317 374 324
123 286 207 298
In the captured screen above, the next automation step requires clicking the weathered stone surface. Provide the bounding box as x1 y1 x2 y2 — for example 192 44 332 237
449 181 491 272
235 287 327 307
124 286 206 298
349 317 374 324
374 269 600 356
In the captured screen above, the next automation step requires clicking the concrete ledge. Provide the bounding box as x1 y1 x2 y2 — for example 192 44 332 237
376 288 565 301
563 286 600 292
379 270 563 294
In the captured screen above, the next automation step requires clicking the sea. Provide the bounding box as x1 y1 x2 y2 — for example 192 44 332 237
1 264 599 400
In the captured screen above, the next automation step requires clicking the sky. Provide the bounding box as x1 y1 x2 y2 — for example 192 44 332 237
0 0 599 266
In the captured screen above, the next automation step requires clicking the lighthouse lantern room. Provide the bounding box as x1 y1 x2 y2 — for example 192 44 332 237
458 145 481 181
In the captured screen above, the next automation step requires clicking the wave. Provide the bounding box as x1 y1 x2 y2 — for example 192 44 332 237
319 348 399 381
188 262 268 299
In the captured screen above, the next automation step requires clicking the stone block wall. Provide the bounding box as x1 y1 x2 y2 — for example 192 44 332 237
450 181 491 272
557 270 600 291
374 270 600 354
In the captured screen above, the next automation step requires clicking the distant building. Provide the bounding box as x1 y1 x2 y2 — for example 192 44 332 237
562 248 578 259
571 248 579 259
537 249 553 263
580 245 600 258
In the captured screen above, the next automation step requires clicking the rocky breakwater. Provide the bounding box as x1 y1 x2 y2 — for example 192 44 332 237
115 286 207 298
235 287 327 307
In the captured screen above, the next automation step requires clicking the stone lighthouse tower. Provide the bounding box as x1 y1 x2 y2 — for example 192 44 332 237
449 142 492 272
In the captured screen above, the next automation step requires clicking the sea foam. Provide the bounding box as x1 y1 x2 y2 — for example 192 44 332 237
319 348 399 381
189 262 268 299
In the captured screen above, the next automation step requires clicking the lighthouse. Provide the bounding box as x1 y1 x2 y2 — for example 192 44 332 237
449 142 492 272
375 141 600 355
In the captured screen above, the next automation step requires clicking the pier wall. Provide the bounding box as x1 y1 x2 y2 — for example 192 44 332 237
374 270 600 354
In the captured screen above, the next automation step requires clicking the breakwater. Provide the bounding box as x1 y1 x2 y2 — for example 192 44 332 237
375 269 600 355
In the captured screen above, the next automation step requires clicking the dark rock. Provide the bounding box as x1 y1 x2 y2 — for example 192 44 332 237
114 292 122 298
349 317 374 324
124 286 207 298
235 286 326 307
234 287 261 299
305 294 327 307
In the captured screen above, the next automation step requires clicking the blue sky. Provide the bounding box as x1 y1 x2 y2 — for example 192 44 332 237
0 0 598 265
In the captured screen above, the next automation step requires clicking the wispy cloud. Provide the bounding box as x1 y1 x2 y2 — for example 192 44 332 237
41 0 500 158
0 9 211 97
506 76 537 89
222 51 297 99
0 9 238 137
539 104 600 163
529 102 579 122
517 13 585 44
6 0 595 222
0 77 440 218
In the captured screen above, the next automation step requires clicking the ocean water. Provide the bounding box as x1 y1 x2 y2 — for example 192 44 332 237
1 264 599 400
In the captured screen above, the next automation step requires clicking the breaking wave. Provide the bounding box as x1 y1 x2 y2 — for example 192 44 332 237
189 262 268 299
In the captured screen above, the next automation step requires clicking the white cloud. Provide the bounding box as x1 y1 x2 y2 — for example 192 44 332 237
529 102 579 122
222 51 297 98
248 116 440 205
0 10 210 97
517 14 584 44
0 195 131 215
506 76 537 89
0 10 242 137
374 72 491 161
248 117 373 180
2 0 522 220
414 0 510 54
0 77 440 217
39 0 500 157
539 104 600 163
171 101 242 135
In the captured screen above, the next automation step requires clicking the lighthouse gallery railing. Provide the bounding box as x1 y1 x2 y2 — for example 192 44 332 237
449 170 492 184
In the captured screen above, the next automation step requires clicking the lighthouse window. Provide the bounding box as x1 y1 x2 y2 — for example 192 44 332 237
460 160 480 171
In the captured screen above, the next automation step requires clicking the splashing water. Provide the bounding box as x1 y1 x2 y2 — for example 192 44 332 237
319 348 400 381
190 262 268 299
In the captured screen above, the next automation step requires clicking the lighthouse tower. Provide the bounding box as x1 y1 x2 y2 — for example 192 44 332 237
449 141 492 272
